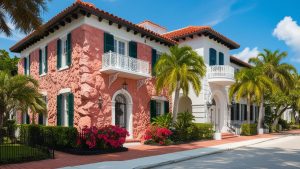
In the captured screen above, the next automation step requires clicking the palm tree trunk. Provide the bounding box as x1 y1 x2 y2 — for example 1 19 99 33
247 99 251 124
272 106 288 128
257 96 264 132
172 81 181 123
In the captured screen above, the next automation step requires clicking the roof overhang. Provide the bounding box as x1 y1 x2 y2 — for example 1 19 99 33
10 1 176 53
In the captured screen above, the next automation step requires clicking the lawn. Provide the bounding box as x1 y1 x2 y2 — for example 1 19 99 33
0 144 50 164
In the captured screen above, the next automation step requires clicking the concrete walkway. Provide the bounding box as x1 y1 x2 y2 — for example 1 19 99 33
61 137 280 169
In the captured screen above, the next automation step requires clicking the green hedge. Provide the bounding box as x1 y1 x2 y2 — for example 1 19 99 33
194 123 214 139
241 123 257 136
19 125 78 149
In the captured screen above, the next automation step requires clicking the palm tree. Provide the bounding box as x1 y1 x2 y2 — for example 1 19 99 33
0 0 49 36
249 49 296 127
229 68 276 127
155 45 206 122
0 72 46 128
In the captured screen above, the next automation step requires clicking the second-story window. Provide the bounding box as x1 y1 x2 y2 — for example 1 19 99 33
57 33 72 70
209 48 217 66
114 38 127 55
39 46 48 75
24 55 30 75
219 52 224 65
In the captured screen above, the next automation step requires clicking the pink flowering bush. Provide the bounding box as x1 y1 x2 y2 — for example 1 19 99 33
144 125 173 145
77 125 129 149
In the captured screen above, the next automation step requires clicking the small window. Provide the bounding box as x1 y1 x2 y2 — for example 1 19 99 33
219 52 224 65
156 102 162 116
114 38 127 55
40 47 47 75
24 56 30 75
61 36 68 68
38 95 48 125
209 48 217 66
61 93 69 126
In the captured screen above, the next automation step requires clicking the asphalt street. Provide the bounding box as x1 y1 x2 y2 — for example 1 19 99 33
153 135 300 169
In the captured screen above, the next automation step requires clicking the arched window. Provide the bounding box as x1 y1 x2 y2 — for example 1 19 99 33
219 52 224 65
209 48 217 65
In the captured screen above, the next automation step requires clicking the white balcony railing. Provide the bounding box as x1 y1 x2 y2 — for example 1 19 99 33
101 51 150 79
207 65 235 81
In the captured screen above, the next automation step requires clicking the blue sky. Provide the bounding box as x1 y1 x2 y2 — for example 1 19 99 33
1 0 299 71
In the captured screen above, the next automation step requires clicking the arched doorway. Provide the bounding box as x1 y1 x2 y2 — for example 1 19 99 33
112 89 133 138
115 94 127 128
178 96 192 113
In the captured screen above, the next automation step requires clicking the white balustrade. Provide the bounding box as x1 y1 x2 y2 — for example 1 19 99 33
207 65 234 80
102 51 150 78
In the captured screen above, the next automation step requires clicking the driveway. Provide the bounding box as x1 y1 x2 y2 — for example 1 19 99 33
153 135 300 169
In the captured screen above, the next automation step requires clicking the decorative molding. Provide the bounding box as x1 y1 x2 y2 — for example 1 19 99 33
58 88 71 94
137 79 146 90
108 72 119 88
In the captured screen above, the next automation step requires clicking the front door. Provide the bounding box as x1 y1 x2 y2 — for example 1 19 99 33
115 94 127 128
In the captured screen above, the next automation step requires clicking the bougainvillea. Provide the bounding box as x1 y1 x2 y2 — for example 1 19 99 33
144 125 172 145
77 125 129 149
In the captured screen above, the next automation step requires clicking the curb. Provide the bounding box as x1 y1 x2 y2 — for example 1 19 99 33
134 136 285 169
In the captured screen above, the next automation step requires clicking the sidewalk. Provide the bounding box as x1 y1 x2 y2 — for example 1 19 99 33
2 131 299 169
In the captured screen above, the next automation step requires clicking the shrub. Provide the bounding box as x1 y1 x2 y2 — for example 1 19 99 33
152 113 173 128
144 125 173 145
278 118 291 130
19 125 78 149
4 120 17 140
171 111 195 142
77 125 129 149
241 123 257 136
194 123 214 139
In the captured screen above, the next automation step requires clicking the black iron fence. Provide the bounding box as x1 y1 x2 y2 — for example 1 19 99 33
0 127 54 164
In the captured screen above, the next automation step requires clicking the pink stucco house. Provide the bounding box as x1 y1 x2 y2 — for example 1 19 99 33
11 1 246 140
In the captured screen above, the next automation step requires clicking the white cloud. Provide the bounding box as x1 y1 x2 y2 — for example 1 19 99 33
273 16 300 53
233 47 259 62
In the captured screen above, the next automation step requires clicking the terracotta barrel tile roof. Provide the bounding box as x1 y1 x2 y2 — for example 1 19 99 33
10 0 176 53
163 26 240 50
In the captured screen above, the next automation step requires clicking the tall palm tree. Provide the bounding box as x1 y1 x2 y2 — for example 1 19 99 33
249 49 296 127
0 72 46 128
0 0 49 36
229 68 276 127
155 45 206 122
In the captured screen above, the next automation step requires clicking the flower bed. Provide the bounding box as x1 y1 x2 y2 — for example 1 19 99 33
144 126 173 145
69 125 129 155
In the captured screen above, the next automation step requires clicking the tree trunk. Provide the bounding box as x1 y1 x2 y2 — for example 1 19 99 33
272 106 288 128
247 99 251 124
257 96 264 131
172 81 181 123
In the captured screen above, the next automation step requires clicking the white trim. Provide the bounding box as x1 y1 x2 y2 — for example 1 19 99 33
111 89 133 139
151 96 167 101
58 88 71 94
58 65 70 71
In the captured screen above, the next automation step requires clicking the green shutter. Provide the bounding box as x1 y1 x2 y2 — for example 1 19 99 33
38 113 43 125
164 101 169 114
150 100 157 122
151 49 157 76
24 57 27 75
39 49 42 75
57 94 62 126
57 39 62 69
68 93 74 127
219 52 224 65
129 41 137 58
45 46 48 73
67 33 72 66
28 55 31 75
26 112 30 124
104 32 114 53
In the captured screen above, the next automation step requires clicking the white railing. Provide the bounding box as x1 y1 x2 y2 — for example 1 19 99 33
102 51 150 76
207 65 234 80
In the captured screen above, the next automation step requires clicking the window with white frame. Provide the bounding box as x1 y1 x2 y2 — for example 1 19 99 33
39 95 48 125
40 47 47 75
61 36 68 68
156 101 162 116
114 38 127 55
61 93 69 126
24 56 30 75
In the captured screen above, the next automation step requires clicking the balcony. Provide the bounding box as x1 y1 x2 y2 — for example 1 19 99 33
207 65 235 86
101 52 151 79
